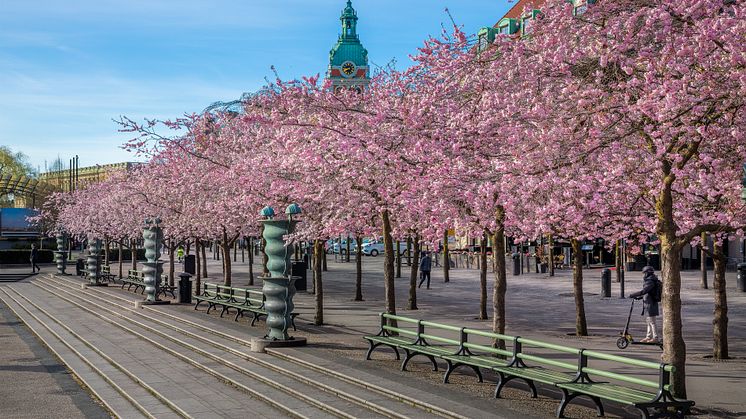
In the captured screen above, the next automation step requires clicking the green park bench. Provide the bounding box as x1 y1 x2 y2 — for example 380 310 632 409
120 269 175 298
101 265 118 283
364 313 694 418
121 269 145 293
194 283 297 330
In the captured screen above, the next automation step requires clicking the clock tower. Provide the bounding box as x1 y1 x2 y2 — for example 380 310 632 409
327 1 369 92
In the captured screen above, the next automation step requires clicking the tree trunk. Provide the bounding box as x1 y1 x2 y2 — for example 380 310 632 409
131 240 137 271
492 207 507 350
479 233 488 320
571 239 588 336
713 242 729 360
657 175 687 399
443 229 450 283
248 237 255 285
260 225 269 276
313 239 324 325
396 240 402 278
322 247 328 272
548 235 555 277
104 238 110 266
201 240 208 278
195 239 201 295
615 240 622 283
700 232 708 289
355 236 364 301
168 241 176 286
233 239 237 262
408 233 420 310
346 236 351 263
118 241 123 278
406 237 412 266
221 230 232 287
382 210 397 327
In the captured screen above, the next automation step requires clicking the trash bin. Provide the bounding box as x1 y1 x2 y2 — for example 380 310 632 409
512 253 521 276
76 258 85 276
183 254 196 275
178 273 192 304
601 268 612 298
738 263 746 293
291 261 307 291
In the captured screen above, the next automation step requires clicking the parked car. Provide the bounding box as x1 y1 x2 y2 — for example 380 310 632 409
329 238 371 255
361 241 407 257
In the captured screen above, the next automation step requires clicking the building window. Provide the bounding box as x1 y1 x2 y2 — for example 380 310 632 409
478 34 488 52
499 25 510 35
522 17 532 35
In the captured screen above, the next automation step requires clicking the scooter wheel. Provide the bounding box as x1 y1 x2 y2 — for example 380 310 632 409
616 337 629 350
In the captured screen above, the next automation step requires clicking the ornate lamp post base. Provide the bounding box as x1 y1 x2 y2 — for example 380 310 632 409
251 336 307 352
142 300 170 305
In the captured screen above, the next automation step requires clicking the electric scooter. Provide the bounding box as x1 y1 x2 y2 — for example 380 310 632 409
616 298 663 350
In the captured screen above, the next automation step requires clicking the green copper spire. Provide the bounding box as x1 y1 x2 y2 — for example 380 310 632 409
327 0 369 89
340 0 358 40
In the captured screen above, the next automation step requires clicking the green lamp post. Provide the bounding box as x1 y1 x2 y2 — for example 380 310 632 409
256 204 307 347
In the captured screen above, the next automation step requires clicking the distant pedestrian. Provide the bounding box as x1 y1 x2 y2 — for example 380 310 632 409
30 243 40 274
177 246 184 262
629 266 662 343
418 252 432 289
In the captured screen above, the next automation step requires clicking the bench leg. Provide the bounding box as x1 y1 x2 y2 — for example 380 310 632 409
365 341 381 360
219 306 228 318
590 396 604 417
401 351 438 372
291 315 297 331
444 362 483 384
250 312 260 327
206 302 214 314
194 300 203 310
234 309 242 322
557 389 603 418
636 407 650 419
557 388 579 418
495 373 537 399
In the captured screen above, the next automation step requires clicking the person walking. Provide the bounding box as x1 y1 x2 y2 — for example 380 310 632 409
418 251 432 289
30 243 40 274
177 246 185 262
629 266 661 343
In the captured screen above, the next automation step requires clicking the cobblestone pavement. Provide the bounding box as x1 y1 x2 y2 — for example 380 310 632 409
0 281 110 419
193 249 745 417
2 252 744 418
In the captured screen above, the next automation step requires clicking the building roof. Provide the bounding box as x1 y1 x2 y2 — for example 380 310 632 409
498 0 546 22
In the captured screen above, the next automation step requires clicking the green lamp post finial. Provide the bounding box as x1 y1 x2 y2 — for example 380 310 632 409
260 206 276 219
285 203 302 221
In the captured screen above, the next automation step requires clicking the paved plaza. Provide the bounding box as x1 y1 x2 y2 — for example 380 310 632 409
0 253 743 418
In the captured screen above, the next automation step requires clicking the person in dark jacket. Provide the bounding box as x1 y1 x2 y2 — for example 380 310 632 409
418 252 432 289
30 243 40 274
629 265 660 342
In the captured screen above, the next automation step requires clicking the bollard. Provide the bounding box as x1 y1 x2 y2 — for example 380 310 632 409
601 268 612 298
512 253 521 276
738 263 746 293
178 273 192 304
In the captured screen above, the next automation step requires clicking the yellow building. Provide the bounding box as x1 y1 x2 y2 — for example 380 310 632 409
38 162 142 192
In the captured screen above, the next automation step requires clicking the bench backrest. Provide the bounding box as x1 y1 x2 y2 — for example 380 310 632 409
231 287 264 306
581 350 673 392
513 337 581 373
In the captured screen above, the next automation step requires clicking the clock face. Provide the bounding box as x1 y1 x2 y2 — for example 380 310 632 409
341 61 356 77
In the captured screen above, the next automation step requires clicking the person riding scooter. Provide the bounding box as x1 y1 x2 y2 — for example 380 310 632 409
629 266 661 343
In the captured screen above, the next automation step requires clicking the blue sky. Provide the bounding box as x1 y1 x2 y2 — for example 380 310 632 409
0 1 511 171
